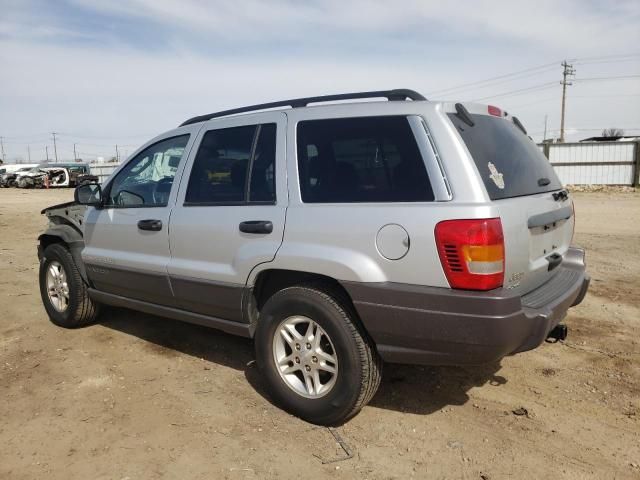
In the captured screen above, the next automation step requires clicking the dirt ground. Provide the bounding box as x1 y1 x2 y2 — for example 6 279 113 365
1 188 638 480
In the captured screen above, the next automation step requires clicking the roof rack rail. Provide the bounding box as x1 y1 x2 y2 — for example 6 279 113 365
179 88 426 126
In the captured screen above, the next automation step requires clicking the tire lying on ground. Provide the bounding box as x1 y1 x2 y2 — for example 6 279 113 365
39 243 100 328
254 282 382 425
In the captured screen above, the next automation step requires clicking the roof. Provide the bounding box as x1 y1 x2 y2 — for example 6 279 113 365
579 135 640 142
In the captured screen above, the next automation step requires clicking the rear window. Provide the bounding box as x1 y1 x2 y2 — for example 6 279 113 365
297 116 434 203
448 113 562 200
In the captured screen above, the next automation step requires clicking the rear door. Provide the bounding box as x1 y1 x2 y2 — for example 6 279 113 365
83 129 199 305
167 112 287 321
448 108 574 294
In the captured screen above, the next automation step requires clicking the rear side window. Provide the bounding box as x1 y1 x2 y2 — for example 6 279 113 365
448 113 562 200
297 116 434 203
185 123 276 205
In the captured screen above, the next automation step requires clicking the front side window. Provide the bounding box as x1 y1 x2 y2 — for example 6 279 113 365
185 123 277 205
297 116 434 203
106 135 189 207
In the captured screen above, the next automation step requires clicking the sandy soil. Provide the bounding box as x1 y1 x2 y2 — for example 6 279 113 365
1 188 638 480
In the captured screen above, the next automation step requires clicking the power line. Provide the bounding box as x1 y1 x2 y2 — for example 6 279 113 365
471 81 558 101
530 127 640 135
507 93 640 111
431 67 560 97
56 131 156 140
426 62 558 96
569 52 640 63
426 52 640 97
574 57 640 66
574 74 640 82
0 132 51 140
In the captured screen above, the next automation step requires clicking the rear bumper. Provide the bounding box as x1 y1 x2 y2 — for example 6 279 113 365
343 246 590 366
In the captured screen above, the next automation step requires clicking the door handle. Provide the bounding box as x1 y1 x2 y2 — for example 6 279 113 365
239 220 273 234
137 219 163 231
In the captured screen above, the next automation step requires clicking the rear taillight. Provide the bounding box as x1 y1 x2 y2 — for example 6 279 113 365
435 218 505 291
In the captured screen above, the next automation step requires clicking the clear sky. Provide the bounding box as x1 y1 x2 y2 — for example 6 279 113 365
1 0 639 163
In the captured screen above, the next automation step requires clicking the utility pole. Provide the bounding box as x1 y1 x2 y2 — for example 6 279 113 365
543 114 548 141
51 132 59 162
73 143 78 162
46 146 50 162
0 136 5 163
559 60 575 143
27 145 31 162
115 144 119 163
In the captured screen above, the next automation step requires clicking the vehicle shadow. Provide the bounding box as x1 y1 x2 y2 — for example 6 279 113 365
99 308 507 417
98 308 255 372
367 361 506 415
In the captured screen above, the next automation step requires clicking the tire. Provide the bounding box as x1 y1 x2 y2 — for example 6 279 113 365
39 243 100 328
255 283 382 425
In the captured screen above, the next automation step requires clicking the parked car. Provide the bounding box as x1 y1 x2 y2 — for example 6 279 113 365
1 166 34 187
43 163 92 187
37 89 589 425
6 163 93 188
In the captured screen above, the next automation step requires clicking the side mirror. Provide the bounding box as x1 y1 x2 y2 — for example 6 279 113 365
74 183 103 207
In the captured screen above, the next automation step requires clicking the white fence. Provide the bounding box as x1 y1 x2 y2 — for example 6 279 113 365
541 141 639 186
89 162 120 184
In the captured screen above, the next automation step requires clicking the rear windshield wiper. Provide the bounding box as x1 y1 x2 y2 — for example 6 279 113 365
455 103 475 127
512 116 527 135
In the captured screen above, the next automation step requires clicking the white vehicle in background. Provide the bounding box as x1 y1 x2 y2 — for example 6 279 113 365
6 163 95 189
15 167 67 188
0 163 40 173
0 166 36 187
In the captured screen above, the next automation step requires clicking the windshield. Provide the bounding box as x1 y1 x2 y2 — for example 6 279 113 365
448 113 562 200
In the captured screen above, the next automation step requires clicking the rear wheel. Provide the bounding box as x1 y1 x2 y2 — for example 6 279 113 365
39 243 100 328
255 283 381 425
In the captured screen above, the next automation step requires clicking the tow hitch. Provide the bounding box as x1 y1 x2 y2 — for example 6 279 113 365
546 324 568 342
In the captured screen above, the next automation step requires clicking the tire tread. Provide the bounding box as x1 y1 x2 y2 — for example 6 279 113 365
40 243 99 328
263 281 382 424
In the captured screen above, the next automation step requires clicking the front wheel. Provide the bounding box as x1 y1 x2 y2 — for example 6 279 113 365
255 283 381 425
39 243 100 328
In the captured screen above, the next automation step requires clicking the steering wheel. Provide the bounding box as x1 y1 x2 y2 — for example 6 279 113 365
152 177 174 204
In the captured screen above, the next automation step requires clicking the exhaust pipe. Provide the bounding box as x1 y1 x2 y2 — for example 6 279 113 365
546 324 568 342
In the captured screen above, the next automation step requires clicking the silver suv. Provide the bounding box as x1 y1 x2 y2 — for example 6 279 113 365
37 89 589 425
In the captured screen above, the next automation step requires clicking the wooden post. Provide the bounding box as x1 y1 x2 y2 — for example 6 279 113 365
633 141 640 188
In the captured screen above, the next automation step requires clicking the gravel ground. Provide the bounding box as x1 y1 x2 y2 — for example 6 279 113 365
1 188 639 479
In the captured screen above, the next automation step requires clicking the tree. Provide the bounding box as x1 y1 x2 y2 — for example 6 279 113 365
602 128 624 137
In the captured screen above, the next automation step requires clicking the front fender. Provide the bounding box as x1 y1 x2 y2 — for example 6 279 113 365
38 225 89 284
